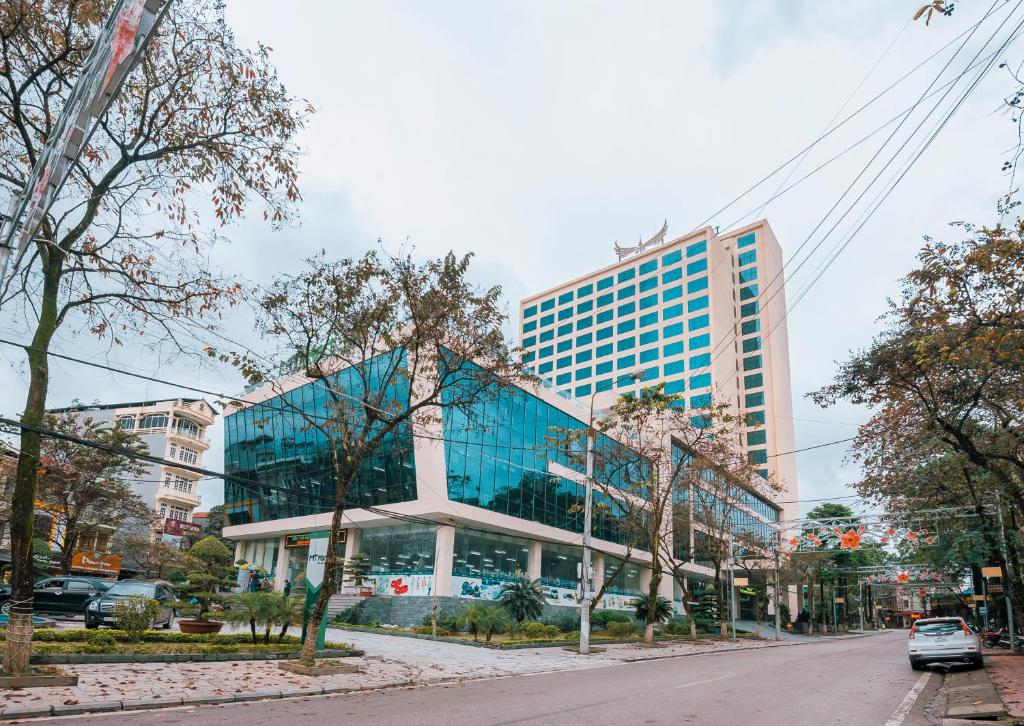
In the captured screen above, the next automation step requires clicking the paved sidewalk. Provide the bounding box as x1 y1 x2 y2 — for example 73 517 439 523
981 652 1024 718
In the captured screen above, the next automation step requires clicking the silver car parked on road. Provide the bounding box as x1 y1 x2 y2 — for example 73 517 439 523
907 617 982 669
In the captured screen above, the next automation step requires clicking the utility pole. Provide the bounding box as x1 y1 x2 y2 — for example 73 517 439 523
773 549 781 641
728 537 736 641
859 578 865 631
996 491 1016 650
578 404 596 655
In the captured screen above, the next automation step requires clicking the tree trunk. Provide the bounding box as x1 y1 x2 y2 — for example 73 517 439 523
277 621 289 643
299 494 348 664
3 254 61 675
264 625 272 644
644 546 661 645
250 618 257 644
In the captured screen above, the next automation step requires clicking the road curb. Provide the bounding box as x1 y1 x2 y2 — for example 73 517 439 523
942 666 1006 721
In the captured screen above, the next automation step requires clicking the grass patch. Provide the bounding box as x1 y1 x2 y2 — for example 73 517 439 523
0 628 351 655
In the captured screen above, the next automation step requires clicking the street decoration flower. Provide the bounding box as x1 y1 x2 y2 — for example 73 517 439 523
776 521 935 553
838 528 862 550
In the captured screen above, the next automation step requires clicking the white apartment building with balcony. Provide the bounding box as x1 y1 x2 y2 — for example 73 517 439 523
50 398 216 529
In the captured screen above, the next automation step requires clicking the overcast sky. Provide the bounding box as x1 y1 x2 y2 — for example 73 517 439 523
1 1 1018 517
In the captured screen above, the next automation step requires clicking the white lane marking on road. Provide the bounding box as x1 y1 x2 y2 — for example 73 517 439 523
671 673 735 690
884 671 932 726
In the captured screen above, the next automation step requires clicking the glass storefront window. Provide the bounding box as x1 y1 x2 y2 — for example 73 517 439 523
540 542 581 590
452 529 529 581
603 555 642 595
360 524 436 575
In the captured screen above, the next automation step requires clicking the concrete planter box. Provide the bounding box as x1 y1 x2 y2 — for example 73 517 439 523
0 673 78 688
30 648 362 665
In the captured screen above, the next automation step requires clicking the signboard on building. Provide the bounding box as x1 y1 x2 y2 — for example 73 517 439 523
285 533 311 549
163 518 202 538
982 566 1003 578
71 550 121 576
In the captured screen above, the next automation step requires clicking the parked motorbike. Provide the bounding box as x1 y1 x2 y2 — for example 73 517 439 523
983 627 1006 648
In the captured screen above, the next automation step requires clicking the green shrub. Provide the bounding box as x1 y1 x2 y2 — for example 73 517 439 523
662 617 690 636
545 614 580 633
563 630 581 642
421 610 459 632
87 631 117 647
607 621 638 638
113 596 162 642
516 621 560 640
590 610 632 630
411 626 451 636
335 601 365 625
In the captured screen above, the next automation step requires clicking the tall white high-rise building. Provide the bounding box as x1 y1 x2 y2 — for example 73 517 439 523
518 219 798 519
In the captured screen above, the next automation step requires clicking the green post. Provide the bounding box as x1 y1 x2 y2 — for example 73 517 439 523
301 531 329 649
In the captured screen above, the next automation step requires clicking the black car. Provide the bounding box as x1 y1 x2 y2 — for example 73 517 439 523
0 576 115 616
84 580 176 629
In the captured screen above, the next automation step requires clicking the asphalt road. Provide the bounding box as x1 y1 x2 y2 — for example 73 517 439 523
63 632 942 726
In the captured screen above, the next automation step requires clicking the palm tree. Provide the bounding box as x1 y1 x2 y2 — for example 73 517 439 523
223 592 270 644
500 578 545 623
456 603 509 642
631 594 673 628
271 594 304 643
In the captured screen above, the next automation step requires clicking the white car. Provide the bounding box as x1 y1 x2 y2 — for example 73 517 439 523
907 617 982 670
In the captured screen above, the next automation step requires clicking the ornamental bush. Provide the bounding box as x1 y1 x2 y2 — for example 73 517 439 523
607 621 638 638
662 617 691 636
113 596 162 642
590 610 632 630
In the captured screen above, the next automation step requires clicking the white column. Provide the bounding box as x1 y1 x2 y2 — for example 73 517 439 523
640 566 652 594
528 540 542 581
433 525 455 598
273 537 288 592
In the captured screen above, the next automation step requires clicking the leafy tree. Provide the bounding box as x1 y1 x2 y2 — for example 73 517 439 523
223 591 302 644
0 0 307 673
35 413 153 574
211 251 521 664
499 577 545 623
631 594 672 627
112 596 161 642
456 602 508 642
115 533 189 580
178 535 234 623
202 505 228 543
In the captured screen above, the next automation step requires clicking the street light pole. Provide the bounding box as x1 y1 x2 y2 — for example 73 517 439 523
996 491 1016 650
579 393 598 656
728 537 736 641
773 549 781 641
859 578 865 632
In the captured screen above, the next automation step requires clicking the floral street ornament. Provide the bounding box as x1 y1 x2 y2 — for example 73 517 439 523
777 522 936 554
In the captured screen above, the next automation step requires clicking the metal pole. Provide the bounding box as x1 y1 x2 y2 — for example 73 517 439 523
982 577 990 631
996 491 1016 650
728 538 736 641
579 420 595 655
773 549 781 641
859 578 865 632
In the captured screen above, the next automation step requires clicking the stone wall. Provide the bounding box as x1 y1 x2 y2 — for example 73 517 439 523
352 596 629 628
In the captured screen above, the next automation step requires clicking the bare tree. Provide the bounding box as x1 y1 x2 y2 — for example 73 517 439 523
213 251 521 664
0 0 308 672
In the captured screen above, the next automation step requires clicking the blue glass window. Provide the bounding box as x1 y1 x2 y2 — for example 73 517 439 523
617 337 636 352
662 285 683 302
597 292 614 307
617 374 636 388
747 430 767 446
557 355 572 369
541 299 555 312
689 353 711 368
596 343 613 357
597 276 614 290
690 393 712 408
738 267 758 284
522 351 535 364
618 268 635 283
664 360 684 375
688 314 709 331
596 361 613 375
556 372 571 385
617 285 635 301
739 284 758 301
748 449 768 465
639 259 657 275
664 303 683 320
662 250 682 266
745 392 765 407
523 320 537 333
523 335 536 347
577 283 593 297
540 313 554 327
575 383 592 397
539 330 554 343
617 319 636 334
687 240 707 257
538 361 552 374
738 250 757 267
557 323 572 337
737 232 756 248
744 373 764 389
687 277 708 294
741 319 760 335
577 300 593 314
576 332 593 347
639 348 658 364
743 337 761 353
689 333 710 349
577 315 593 330
686 259 707 276
690 373 711 389
640 311 659 327
558 291 574 305
640 293 658 310
664 322 684 338
740 301 759 317
747 410 766 426
596 326 613 341
557 340 571 353
639 276 658 293
617 302 636 316
524 305 537 318
597 310 613 324
576 349 592 364
617 354 636 370
576 366 592 381
688 295 708 312
641 366 658 381
663 341 684 357
743 355 762 371
596 378 612 392
665 380 685 394
639 330 658 346
662 267 682 284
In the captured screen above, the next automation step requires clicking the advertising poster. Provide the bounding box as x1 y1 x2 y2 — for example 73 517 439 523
369 574 433 597
450 576 505 601
301 531 329 649
596 592 636 611
542 584 579 607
